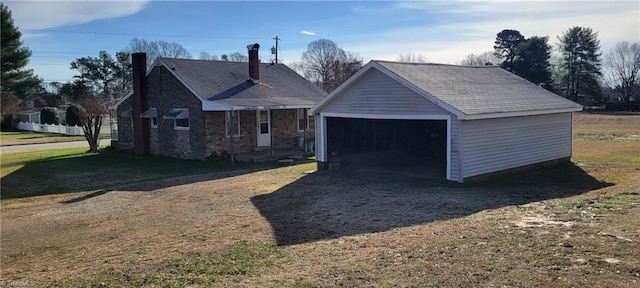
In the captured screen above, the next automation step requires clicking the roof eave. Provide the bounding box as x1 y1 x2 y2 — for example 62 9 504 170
203 101 315 111
461 107 583 120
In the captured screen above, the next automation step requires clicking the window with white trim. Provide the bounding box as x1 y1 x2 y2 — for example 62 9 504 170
297 108 308 132
162 108 190 130
226 111 240 137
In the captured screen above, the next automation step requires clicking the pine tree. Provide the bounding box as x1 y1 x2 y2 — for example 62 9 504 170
1 3 41 98
494 29 525 72
557 26 602 103
513 36 553 90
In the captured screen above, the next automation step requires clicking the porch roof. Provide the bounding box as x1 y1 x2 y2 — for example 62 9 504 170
203 97 317 111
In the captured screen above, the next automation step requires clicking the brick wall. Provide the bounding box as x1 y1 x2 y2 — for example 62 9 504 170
115 66 207 159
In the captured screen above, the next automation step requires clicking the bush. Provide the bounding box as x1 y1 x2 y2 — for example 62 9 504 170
40 107 60 124
65 105 82 126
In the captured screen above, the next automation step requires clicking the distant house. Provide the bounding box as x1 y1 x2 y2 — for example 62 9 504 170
310 60 583 183
110 44 327 160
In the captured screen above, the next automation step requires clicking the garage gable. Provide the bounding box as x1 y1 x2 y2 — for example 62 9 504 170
319 69 453 116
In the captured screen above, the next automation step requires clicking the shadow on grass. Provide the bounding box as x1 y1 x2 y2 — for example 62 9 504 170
252 161 613 246
1 149 291 201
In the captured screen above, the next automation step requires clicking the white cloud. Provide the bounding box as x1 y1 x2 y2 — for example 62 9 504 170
301 30 316 36
5 0 149 30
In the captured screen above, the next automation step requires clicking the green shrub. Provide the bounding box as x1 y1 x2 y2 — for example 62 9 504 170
65 106 82 126
40 107 60 125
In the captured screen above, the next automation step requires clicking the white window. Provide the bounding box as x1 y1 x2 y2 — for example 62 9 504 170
226 111 240 137
163 108 190 131
140 108 158 128
297 108 308 132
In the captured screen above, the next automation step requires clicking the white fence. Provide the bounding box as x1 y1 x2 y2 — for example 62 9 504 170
16 121 84 136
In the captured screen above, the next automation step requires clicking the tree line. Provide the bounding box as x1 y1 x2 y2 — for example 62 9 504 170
462 27 639 107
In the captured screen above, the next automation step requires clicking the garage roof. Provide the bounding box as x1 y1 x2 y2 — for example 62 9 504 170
311 60 582 120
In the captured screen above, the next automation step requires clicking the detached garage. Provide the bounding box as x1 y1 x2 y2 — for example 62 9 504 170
309 60 583 183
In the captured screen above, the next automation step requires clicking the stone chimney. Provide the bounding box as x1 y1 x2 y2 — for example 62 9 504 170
131 52 150 154
247 43 260 80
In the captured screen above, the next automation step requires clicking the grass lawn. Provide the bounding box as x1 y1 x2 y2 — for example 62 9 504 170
1 112 639 287
1 147 281 206
0 131 87 146
0 129 112 146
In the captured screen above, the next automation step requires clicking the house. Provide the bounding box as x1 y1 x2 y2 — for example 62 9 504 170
110 44 327 160
309 60 583 183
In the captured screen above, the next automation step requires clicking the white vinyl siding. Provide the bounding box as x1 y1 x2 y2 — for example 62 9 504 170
315 115 326 162
448 119 462 182
460 113 573 178
322 69 449 116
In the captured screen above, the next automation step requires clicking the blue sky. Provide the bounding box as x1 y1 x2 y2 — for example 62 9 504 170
5 0 640 84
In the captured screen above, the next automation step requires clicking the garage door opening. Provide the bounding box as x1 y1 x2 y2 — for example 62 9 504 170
326 117 448 179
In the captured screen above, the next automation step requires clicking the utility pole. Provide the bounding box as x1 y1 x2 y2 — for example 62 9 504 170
271 36 280 64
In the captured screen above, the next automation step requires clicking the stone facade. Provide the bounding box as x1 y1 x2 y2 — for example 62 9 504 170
203 109 316 156
115 66 207 159
115 66 317 160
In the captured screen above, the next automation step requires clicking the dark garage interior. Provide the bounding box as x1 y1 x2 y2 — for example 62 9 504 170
326 117 447 179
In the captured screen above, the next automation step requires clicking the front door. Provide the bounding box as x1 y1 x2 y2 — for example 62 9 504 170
257 110 271 147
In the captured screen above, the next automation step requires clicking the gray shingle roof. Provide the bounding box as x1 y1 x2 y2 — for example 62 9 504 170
375 61 582 116
158 58 326 109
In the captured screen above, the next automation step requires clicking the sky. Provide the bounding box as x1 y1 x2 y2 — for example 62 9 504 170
5 0 640 84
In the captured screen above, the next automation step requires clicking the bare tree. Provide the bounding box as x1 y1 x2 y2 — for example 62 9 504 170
460 51 501 66
397 52 428 63
301 39 343 90
327 51 363 92
128 38 192 68
300 39 362 92
76 94 108 152
1 92 20 118
220 52 248 62
602 41 640 104
199 52 219 61
288 61 306 77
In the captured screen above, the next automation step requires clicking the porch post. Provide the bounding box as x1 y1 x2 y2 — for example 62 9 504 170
270 110 274 158
303 108 308 153
227 110 235 165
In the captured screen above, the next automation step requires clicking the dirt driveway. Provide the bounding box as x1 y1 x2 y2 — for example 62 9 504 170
2 162 638 287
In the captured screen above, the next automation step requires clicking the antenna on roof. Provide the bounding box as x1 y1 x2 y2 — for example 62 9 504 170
271 36 279 64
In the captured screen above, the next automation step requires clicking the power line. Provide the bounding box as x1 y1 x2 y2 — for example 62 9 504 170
28 29 273 40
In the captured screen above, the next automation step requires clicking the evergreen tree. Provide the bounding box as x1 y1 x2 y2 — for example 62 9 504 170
556 26 602 103
0 3 41 98
494 29 525 72
513 36 553 90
